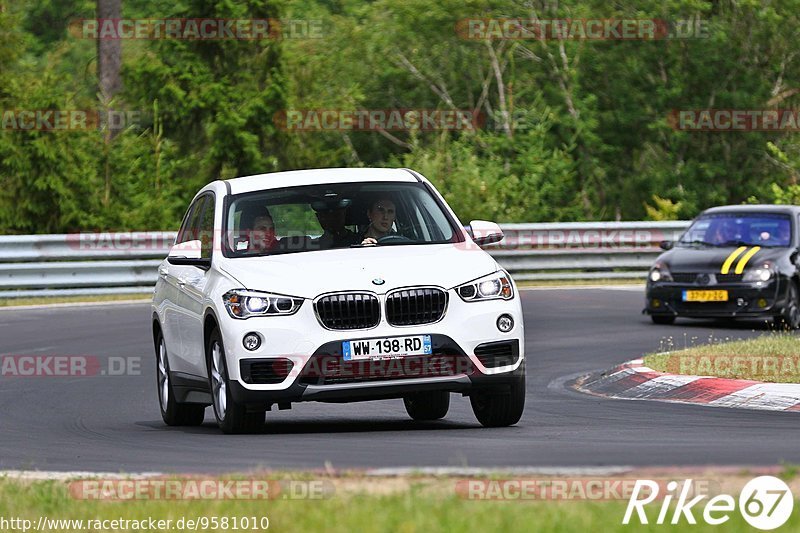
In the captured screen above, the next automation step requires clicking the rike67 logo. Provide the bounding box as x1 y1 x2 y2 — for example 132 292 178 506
623 476 793 530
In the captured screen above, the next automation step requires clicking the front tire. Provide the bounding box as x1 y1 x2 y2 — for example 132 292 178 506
651 314 676 325
775 281 800 330
470 375 526 427
155 331 205 426
208 329 265 434
403 391 450 421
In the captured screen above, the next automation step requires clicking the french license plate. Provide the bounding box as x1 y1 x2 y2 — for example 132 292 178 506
682 290 728 302
342 335 432 361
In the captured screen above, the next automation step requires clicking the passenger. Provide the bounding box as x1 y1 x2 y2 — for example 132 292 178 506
361 197 397 245
311 203 360 249
708 219 737 245
239 205 278 252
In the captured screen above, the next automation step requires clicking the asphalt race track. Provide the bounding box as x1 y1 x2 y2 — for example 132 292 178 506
1 288 798 473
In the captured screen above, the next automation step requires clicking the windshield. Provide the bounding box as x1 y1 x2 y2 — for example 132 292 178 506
678 212 793 248
224 181 460 257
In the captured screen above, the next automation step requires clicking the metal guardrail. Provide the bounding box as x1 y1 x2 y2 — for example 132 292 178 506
0 222 690 298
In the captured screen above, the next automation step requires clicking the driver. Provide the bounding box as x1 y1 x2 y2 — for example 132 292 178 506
759 220 792 246
361 197 397 245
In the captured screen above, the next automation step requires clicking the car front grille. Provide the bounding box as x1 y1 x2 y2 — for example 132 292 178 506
315 293 381 330
671 272 744 284
716 273 743 283
385 288 448 326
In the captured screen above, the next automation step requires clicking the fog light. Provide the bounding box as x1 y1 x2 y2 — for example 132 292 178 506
652 298 661 308
758 298 767 308
243 332 261 351
497 314 514 332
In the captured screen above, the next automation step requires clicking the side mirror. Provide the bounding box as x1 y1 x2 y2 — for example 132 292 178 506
469 220 504 246
659 240 674 251
167 240 211 268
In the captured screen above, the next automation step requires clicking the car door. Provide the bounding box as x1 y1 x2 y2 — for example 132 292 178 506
176 192 216 377
159 198 203 366
167 194 208 373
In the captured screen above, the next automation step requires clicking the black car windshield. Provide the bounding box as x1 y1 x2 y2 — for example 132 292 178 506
678 212 793 248
224 181 460 257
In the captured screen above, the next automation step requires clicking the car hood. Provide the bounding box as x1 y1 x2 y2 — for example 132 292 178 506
218 244 499 299
659 245 787 272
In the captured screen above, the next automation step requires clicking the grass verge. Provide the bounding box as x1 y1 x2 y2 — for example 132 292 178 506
644 333 800 383
1 477 798 532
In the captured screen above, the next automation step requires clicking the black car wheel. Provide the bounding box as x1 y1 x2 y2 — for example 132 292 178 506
776 282 800 330
155 330 206 426
470 375 526 427
651 314 676 325
208 328 265 434
403 391 450 421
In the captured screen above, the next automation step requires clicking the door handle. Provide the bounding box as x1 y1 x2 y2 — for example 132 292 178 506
158 266 169 277
177 275 202 288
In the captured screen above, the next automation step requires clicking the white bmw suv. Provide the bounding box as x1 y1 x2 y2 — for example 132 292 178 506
152 168 525 433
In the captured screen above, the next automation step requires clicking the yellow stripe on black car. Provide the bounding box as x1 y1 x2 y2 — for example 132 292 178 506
734 246 761 274
721 246 748 274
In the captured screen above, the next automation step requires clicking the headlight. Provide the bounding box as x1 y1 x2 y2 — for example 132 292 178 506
649 264 672 283
456 271 514 302
743 262 775 283
223 290 304 319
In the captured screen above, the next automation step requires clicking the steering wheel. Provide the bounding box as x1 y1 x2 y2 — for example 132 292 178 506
377 234 414 244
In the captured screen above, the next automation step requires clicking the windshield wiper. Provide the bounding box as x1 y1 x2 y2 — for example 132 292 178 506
720 240 752 248
678 240 718 247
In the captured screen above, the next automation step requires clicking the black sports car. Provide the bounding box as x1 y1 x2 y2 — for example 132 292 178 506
645 204 800 328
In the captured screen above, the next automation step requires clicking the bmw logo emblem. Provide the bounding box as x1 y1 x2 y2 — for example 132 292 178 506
372 278 385 286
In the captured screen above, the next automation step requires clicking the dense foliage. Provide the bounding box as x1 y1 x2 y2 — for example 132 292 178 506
2 0 800 233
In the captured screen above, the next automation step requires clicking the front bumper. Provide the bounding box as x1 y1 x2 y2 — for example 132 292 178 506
230 359 526 407
645 278 787 318
217 291 525 405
